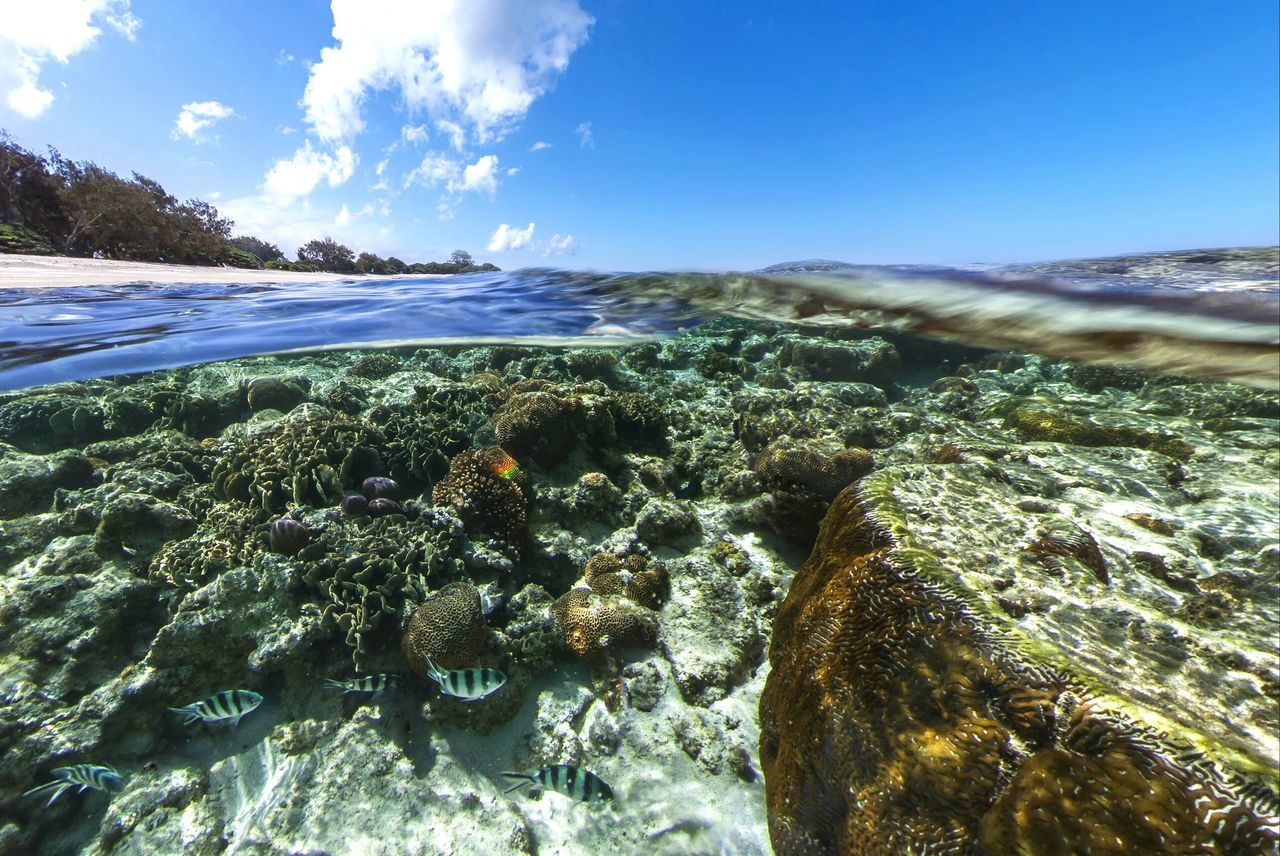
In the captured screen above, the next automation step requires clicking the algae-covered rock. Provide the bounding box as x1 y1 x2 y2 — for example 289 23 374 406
0 445 97 519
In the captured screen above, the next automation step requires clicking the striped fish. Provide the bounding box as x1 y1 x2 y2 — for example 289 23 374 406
24 764 123 806
169 690 263 726
324 674 400 695
423 655 506 702
502 765 613 803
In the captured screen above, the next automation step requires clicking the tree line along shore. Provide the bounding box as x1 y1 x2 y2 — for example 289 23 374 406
0 132 498 276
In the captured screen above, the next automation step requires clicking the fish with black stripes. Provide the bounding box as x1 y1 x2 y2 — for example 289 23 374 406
502 764 613 803
23 764 123 805
169 689 263 726
423 655 507 701
324 673 400 696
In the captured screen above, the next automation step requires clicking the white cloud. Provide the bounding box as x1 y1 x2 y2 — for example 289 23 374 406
172 100 234 143
505 166 520 176
488 222 535 252
0 0 139 119
280 125 298 135
459 154 499 197
405 151 460 190
576 120 593 148
401 123 429 144
301 0 592 147
545 232 576 255
530 140 552 152
335 203 353 227
436 119 466 151
206 190 222 201
276 49 296 66
264 140 357 201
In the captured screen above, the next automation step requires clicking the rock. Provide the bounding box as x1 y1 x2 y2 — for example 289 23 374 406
0 446 96 519
245 377 307 413
635 499 700 545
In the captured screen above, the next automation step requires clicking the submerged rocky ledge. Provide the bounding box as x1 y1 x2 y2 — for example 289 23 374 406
0 320 1276 854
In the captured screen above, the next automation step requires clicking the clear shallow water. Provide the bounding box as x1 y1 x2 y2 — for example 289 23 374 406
1 247 1276 391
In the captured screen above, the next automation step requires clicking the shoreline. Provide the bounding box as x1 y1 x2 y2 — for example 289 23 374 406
0 254 437 287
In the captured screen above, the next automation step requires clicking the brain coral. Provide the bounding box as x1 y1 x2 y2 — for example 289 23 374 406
583 552 669 610
755 440 874 500
759 485 1279 855
494 390 582 469
550 587 658 662
211 411 384 510
401 580 488 675
431 446 529 541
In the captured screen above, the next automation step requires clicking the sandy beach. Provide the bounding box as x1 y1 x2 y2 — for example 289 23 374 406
0 254 403 287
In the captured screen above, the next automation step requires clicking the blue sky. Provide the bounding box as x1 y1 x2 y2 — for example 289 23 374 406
1 0 1276 270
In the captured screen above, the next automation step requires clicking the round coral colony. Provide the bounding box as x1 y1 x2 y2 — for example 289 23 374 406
268 517 309 555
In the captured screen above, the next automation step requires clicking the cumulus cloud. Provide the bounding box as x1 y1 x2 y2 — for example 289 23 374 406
405 152 460 190
545 232 576 255
505 166 520 176
529 140 552 152
575 120 593 148
172 100 234 143
436 119 466 151
459 154 499 197
264 140 357 201
0 0 139 119
301 0 592 147
487 221 535 252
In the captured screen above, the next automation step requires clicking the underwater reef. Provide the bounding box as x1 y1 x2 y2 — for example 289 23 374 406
0 320 1276 854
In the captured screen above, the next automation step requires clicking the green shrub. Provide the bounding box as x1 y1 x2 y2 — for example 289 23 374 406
222 245 264 269
0 223 58 256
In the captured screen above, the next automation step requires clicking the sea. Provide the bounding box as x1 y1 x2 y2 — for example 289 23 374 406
0 247 1276 855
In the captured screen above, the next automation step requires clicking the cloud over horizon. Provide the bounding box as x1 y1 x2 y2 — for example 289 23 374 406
0 0 139 119
172 100 234 143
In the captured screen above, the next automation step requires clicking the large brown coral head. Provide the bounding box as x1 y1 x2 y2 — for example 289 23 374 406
431 446 529 541
755 441 874 500
402 581 487 676
494 390 582 468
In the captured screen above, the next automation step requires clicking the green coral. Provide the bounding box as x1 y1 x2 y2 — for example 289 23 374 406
210 411 384 510
987 397 1195 460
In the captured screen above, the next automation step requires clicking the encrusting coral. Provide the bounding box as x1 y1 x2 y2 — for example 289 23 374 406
754 440 874 499
401 580 488 675
431 446 530 541
759 484 1279 855
583 552 669 610
549 588 659 663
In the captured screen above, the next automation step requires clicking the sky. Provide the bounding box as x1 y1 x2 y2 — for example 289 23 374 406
0 0 1276 271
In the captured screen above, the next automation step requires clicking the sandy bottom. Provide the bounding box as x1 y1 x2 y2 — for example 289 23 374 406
0 254 433 287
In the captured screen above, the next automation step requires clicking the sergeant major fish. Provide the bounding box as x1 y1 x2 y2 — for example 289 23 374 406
170 690 263 726
24 764 123 805
324 674 400 696
502 764 613 803
423 655 506 701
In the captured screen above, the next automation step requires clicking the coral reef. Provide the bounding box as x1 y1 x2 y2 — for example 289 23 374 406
401 580 489 674
549 588 659 662
494 389 583 469
759 483 1279 855
583 552 669 609
431 446 530 541
211 408 384 510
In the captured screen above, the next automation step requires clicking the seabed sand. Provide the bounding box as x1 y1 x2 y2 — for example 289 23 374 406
0 254 436 287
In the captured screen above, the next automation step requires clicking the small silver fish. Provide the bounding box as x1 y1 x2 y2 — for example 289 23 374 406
423 655 506 701
324 674 400 695
502 764 613 803
24 764 123 805
169 689 263 726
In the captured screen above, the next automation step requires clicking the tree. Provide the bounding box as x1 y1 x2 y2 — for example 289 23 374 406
231 235 285 263
0 134 69 243
384 256 407 274
449 249 473 266
354 251 389 274
297 237 355 272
